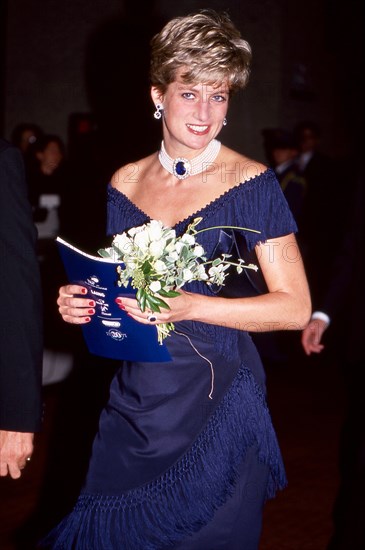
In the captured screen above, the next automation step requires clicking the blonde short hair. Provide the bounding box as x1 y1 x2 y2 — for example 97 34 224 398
150 10 252 94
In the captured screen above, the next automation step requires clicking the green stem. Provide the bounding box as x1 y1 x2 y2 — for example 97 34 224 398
201 259 258 270
194 225 261 235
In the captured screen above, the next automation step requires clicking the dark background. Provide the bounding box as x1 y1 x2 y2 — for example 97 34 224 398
2 0 364 163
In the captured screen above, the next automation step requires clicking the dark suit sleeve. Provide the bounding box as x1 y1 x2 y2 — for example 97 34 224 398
0 142 43 432
315 172 362 322
319 230 354 320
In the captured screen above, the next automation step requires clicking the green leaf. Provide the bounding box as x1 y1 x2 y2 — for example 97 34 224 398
139 290 147 312
145 298 161 313
146 293 170 311
142 261 152 275
98 249 111 258
158 288 180 298
181 246 189 260
112 244 124 257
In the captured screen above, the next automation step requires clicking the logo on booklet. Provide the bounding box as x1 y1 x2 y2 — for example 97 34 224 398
107 329 127 341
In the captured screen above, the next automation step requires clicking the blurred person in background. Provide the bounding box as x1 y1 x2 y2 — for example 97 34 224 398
26 134 74 386
26 134 67 238
293 120 341 330
11 122 44 156
262 127 307 226
301 172 364 550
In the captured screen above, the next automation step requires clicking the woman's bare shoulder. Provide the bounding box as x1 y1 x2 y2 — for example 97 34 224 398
110 153 157 191
220 145 268 184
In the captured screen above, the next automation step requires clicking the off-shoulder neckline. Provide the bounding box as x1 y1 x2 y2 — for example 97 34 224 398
108 167 273 230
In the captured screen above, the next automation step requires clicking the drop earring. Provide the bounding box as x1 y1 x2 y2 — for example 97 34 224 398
154 104 164 120
223 117 227 126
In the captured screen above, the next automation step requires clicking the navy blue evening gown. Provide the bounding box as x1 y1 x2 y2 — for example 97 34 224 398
42 168 296 549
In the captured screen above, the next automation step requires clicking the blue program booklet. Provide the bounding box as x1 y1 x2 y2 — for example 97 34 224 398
56 237 171 362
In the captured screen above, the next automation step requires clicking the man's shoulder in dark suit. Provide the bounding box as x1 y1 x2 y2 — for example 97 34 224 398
0 136 43 432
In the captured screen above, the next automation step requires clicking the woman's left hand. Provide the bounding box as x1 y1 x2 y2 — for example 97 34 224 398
115 290 196 325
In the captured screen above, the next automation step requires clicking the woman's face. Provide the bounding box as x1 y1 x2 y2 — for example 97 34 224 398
37 141 63 174
152 70 229 155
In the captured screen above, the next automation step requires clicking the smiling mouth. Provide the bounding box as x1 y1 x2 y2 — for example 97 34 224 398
186 124 209 134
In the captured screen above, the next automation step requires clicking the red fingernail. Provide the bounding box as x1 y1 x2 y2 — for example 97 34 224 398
84 317 91 322
89 301 95 307
81 288 87 294
88 309 94 314
115 298 122 304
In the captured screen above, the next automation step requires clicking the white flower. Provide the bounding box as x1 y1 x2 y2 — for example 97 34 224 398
154 260 168 273
208 264 227 277
175 241 184 254
146 220 164 241
193 245 205 257
112 232 133 255
207 263 231 285
182 268 194 281
128 225 145 237
195 264 209 280
149 240 166 258
133 229 150 251
149 280 162 293
181 233 195 246
125 260 137 270
166 251 179 262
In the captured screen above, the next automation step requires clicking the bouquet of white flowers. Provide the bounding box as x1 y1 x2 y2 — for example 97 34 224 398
99 217 259 344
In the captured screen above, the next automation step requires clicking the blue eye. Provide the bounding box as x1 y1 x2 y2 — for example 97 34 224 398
212 95 226 102
182 92 195 100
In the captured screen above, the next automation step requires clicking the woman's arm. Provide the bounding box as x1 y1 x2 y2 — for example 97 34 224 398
120 233 311 332
57 234 311 332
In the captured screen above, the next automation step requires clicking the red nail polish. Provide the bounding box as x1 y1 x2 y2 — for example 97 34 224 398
81 288 87 294
88 309 94 314
89 301 95 307
84 317 91 322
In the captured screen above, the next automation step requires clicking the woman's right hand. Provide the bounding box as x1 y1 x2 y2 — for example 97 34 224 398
57 284 95 324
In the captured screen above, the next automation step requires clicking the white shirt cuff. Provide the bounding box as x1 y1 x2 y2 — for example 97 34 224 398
311 311 331 326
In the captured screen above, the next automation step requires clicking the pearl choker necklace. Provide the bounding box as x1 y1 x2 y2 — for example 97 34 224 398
158 139 221 180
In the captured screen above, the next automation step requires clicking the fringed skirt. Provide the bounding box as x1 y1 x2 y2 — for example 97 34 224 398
41 321 286 549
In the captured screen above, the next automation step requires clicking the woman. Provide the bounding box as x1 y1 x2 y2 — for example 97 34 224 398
45 10 311 549
26 135 66 211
